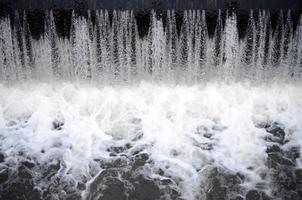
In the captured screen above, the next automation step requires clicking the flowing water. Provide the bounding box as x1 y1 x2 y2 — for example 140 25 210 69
0 10 302 84
0 9 302 200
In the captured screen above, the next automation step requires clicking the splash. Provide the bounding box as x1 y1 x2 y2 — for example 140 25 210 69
0 82 302 199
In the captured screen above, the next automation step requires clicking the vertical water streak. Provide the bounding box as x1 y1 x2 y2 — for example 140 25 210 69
13 11 26 80
194 10 208 81
120 11 131 82
254 10 266 82
193 10 200 81
187 10 195 80
146 11 157 78
223 12 239 81
149 11 166 81
128 10 139 81
271 10 284 68
212 9 224 77
0 17 15 82
103 10 112 81
23 11 35 78
255 11 265 66
40 11 53 80
111 10 121 80
178 10 190 81
58 38 72 80
70 10 77 80
282 10 293 80
292 15 302 79
35 32 51 81
241 10 256 80
165 10 178 82
45 10 60 78
70 12 93 80
283 10 293 63
264 12 272 64
86 10 94 80
95 10 104 74
95 10 112 82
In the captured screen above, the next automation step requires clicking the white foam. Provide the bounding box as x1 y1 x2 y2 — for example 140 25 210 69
0 82 301 198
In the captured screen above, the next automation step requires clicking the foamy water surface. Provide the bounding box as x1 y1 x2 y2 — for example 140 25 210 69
0 82 301 198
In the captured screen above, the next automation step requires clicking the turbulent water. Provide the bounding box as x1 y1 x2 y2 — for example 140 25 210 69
0 9 302 200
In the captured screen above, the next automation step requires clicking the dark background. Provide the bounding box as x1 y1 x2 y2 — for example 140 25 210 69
1 0 302 11
0 0 301 40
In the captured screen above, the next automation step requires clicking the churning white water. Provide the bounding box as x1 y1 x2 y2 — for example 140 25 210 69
0 82 302 198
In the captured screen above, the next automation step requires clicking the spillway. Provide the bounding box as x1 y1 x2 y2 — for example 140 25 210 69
0 10 301 84
0 9 302 200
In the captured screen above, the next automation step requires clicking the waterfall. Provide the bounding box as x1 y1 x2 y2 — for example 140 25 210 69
1 9 302 200
0 10 301 84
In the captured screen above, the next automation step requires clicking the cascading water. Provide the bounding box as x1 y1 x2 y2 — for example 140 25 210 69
1 10 302 84
0 9 302 200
